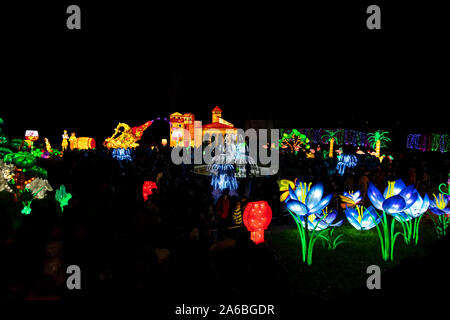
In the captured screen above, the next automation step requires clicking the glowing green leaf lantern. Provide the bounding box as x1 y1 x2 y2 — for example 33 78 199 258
55 185 72 212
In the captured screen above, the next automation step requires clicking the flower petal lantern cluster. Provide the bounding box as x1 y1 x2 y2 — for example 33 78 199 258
243 201 272 244
367 179 430 221
339 190 362 207
429 193 450 216
368 179 418 215
285 181 332 217
345 205 382 230
299 208 343 231
142 181 157 201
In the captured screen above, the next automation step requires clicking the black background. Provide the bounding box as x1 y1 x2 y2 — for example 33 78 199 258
3 1 448 144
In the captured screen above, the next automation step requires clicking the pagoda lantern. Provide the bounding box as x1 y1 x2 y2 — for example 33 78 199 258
243 201 272 244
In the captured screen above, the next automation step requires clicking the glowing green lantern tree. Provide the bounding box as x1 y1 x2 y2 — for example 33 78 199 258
321 129 341 158
279 129 310 154
367 130 391 160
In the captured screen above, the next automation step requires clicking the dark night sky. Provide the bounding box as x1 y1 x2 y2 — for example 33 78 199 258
2 1 449 144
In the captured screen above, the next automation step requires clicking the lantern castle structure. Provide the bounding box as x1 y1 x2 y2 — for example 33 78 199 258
202 106 237 143
169 112 202 147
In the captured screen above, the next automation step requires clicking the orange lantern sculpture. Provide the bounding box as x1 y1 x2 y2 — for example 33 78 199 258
142 181 158 201
243 201 272 244
75 137 96 150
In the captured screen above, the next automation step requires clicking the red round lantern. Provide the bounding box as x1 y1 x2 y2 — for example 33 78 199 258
243 201 272 244
142 181 157 201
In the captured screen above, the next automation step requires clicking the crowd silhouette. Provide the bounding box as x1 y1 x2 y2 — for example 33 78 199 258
0 145 449 305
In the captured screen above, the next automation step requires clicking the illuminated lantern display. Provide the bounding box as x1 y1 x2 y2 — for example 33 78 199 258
55 185 72 212
321 129 341 158
232 201 244 225
44 138 52 153
24 130 39 148
201 106 237 146
169 112 202 147
406 133 450 153
336 154 358 176
339 190 362 208
69 132 77 150
142 181 158 201
161 139 168 146
210 164 238 191
279 129 310 153
65 132 96 150
345 205 381 231
61 130 69 151
112 148 132 161
298 207 343 231
438 173 450 197
368 130 391 160
104 121 152 149
243 201 272 244
75 137 96 150
278 179 295 202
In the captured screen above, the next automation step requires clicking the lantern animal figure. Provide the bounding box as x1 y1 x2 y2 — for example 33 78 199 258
103 121 153 150
243 201 272 244
142 181 158 201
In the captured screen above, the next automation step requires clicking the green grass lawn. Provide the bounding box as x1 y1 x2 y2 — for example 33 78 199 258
268 216 438 298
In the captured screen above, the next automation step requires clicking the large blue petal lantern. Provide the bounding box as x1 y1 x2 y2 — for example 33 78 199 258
401 193 430 220
340 190 362 207
345 205 382 230
299 209 343 231
368 179 419 214
429 193 450 216
285 181 333 217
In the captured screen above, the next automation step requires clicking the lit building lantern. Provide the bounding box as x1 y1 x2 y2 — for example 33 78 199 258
161 139 168 146
142 181 158 201
243 201 272 244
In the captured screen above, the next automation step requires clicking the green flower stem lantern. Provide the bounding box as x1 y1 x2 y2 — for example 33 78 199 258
18 187 43 215
55 185 72 212
284 181 342 265
367 179 426 260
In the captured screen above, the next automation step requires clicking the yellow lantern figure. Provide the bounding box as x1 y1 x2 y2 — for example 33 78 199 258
44 138 52 152
62 130 69 151
69 132 77 150
161 139 168 146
